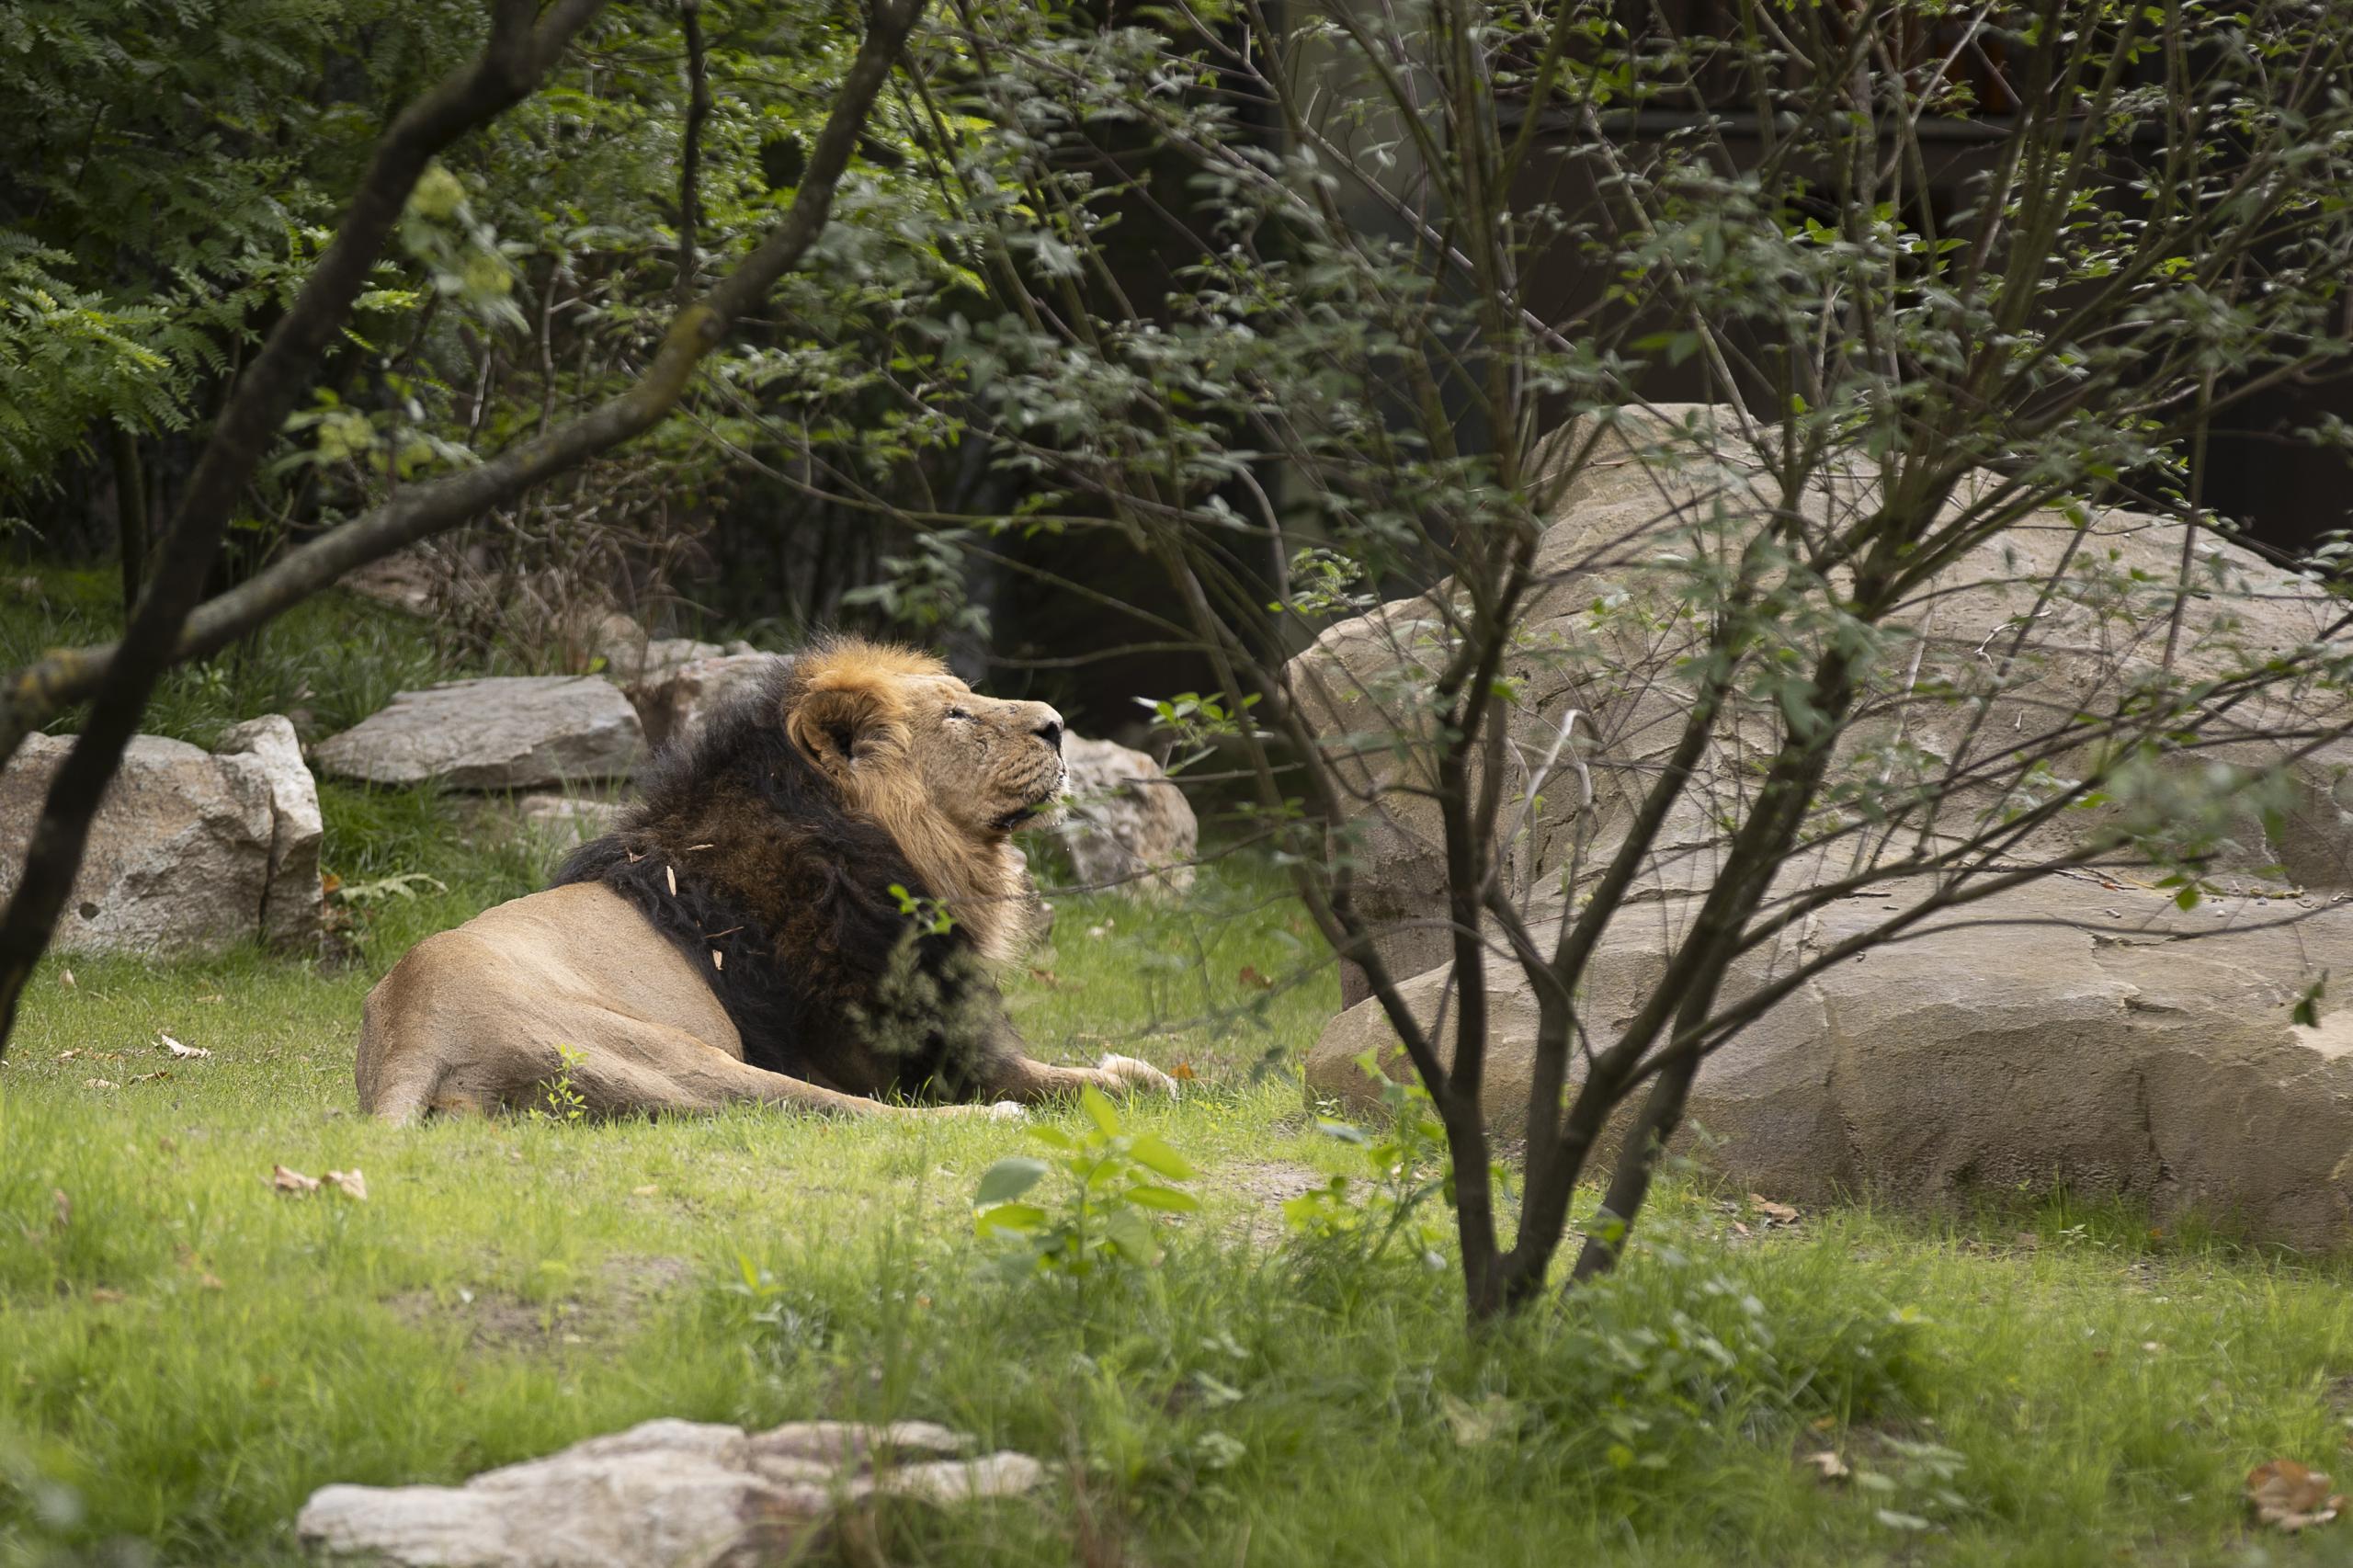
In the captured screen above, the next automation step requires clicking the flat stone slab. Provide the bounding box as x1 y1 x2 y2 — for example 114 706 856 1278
1307 879 2353 1249
295 1418 1045 1568
315 677 642 790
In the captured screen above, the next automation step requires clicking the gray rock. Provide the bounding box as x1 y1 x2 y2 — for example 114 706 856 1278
515 793 627 844
1048 735 1199 901
626 652 788 753
294 1417 1046 1568
215 716 325 950
0 733 274 956
1289 403 2353 998
315 677 642 790
1306 879 2353 1248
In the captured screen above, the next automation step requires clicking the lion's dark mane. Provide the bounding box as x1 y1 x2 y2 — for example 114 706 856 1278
551 664 1008 1100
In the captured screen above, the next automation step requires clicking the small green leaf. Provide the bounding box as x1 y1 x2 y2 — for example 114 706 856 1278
974 1156 1049 1207
1124 1184 1200 1212
2174 884 2200 911
1079 1085 1122 1136
1127 1132 1195 1180
974 1201 1047 1236
1104 1207 1158 1263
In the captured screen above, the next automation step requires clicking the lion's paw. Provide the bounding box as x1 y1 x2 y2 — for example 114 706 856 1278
936 1100 1026 1122
1097 1053 1180 1098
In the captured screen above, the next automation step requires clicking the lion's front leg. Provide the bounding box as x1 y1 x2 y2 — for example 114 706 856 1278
980 1049 1178 1105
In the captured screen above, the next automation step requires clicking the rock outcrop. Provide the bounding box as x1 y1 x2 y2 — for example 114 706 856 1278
295 1418 1045 1568
1306 879 2353 1247
0 723 325 956
1289 403 2353 997
1290 403 2353 1243
315 676 642 790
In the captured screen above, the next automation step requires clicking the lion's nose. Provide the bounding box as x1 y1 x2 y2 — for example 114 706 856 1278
1033 711 1064 752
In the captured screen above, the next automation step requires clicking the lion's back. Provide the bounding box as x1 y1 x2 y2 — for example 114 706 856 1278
357 884 742 1119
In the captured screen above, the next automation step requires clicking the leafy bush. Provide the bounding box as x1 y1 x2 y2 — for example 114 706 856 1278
972 1087 1199 1282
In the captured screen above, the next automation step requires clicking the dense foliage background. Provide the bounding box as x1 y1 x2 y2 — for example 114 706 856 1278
0 1 1208 728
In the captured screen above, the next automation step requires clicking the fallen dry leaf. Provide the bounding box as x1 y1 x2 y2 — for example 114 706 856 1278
631 1184 660 1197
88 1288 126 1305
55 1048 79 1062
1027 966 1062 989
58 968 74 991
272 1165 322 1195
1748 1193 1801 1225
1802 1450 1851 1482
711 949 723 971
666 864 677 897
84 1077 119 1090
1170 1061 1199 1082
1237 964 1275 991
1436 1392 1523 1447
130 1070 171 1085
320 871 342 895
199 1272 224 1291
2249 1459 2347 1531
161 1033 210 1060
51 1188 70 1230
323 1169 368 1202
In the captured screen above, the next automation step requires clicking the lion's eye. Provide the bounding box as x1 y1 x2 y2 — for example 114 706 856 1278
946 707 971 721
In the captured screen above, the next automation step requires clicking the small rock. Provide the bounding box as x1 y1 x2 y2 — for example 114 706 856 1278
1044 735 1199 901
515 794 627 842
626 652 789 754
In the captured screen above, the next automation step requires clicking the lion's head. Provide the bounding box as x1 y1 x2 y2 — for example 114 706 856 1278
780 637 1066 959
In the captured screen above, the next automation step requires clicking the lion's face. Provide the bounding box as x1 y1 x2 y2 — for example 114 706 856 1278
900 673 1069 839
782 640 1068 847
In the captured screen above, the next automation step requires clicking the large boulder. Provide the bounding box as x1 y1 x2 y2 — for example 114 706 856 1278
1046 735 1199 901
1306 878 2353 1248
1290 404 2353 998
315 677 642 790
215 716 325 949
295 1417 1044 1568
0 724 325 956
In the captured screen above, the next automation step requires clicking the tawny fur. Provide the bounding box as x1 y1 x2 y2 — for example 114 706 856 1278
354 638 1175 1122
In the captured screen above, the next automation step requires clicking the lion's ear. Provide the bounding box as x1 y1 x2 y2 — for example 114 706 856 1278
787 679 895 773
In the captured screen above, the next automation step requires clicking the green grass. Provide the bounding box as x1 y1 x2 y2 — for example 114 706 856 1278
6 567 2353 1565
10 836 2353 1567
0 568 502 748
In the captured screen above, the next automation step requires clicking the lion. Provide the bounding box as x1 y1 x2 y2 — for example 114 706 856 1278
355 637 1177 1121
